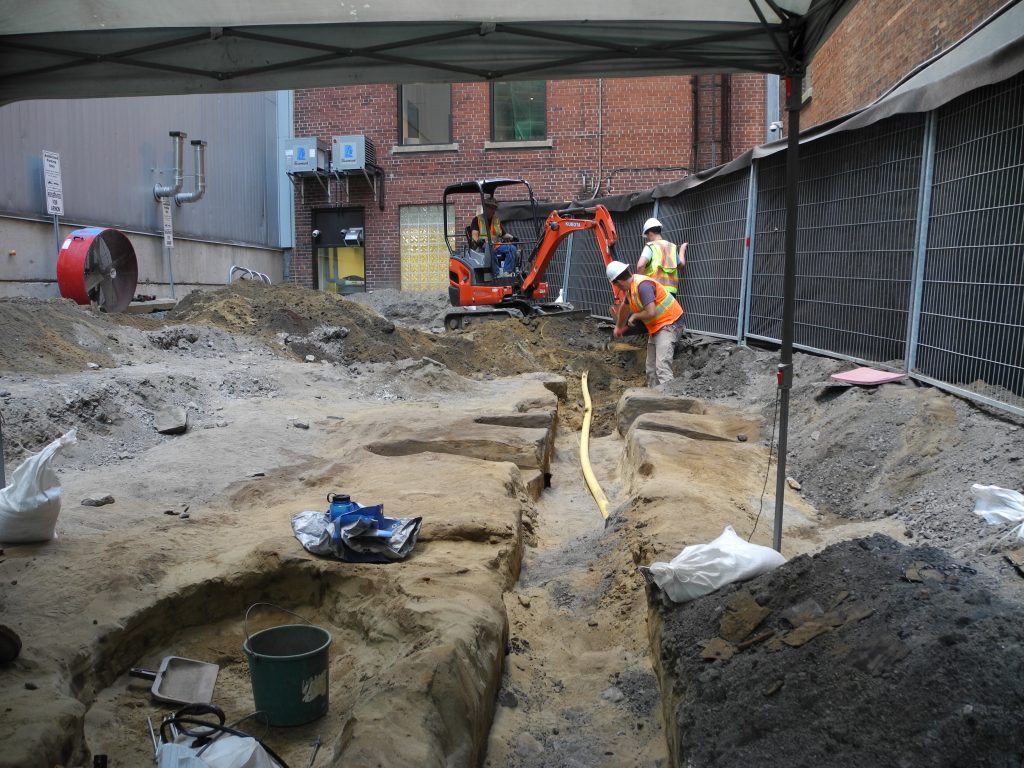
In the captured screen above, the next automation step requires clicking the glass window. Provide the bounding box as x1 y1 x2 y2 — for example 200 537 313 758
399 204 454 292
400 84 452 145
491 81 546 141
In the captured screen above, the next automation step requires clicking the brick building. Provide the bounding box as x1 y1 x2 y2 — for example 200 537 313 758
290 75 769 292
290 0 1009 294
800 0 1009 126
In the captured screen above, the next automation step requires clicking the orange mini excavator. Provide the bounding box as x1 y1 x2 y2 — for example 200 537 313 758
444 178 622 330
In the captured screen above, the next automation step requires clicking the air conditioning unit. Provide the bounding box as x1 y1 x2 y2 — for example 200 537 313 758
331 135 376 171
282 137 328 174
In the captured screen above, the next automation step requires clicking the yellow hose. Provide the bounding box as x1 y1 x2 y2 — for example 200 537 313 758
580 370 610 519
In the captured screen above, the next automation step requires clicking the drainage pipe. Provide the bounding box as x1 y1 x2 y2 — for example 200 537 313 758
580 370 610 519
175 140 207 206
153 131 186 200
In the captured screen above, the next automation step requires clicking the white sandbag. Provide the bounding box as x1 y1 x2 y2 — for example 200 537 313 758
645 525 786 603
0 429 77 543
972 484 1024 539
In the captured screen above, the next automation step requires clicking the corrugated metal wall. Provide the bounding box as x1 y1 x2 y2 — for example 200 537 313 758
0 92 283 247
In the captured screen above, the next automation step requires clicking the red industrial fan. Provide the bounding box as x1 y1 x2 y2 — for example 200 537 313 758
56 227 138 313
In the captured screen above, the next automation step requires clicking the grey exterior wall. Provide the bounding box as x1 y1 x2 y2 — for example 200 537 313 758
0 92 284 246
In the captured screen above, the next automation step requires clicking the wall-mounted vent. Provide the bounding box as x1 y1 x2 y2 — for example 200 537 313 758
331 135 377 171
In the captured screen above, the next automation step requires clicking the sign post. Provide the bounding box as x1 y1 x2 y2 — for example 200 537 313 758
161 198 176 298
42 151 64 271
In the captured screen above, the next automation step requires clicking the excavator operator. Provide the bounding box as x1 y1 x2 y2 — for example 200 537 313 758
470 196 518 276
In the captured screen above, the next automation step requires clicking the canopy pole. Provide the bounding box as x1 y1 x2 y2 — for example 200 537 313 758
772 74 802 553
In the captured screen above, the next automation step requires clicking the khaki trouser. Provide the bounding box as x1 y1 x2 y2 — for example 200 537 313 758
646 321 680 387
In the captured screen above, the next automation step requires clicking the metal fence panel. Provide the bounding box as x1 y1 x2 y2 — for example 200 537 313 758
657 173 750 338
566 203 655 317
915 71 1024 400
749 113 926 362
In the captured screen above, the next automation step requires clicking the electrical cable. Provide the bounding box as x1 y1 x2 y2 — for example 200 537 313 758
747 383 781 542
158 704 290 768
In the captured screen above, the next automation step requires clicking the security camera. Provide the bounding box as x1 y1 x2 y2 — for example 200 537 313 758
312 229 321 238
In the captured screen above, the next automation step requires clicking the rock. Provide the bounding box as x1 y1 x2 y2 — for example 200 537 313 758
737 433 748 442
615 388 705 435
292 421 310 430
600 686 625 703
786 477 802 491
87 362 100 369
498 689 519 708
154 406 188 434
305 355 316 362
81 495 115 507
514 732 544 758
0 625 22 663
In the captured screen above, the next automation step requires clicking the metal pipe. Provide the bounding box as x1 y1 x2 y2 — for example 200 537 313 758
153 131 186 199
175 140 207 205
772 74 802 554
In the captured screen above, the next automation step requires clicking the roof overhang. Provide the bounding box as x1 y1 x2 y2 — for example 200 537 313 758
0 0 857 105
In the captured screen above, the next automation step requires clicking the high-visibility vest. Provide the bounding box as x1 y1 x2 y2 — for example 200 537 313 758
627 275 683 335
474 213 504 241
641 239 680 294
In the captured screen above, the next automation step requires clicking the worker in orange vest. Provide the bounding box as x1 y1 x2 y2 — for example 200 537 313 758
607 260 684 387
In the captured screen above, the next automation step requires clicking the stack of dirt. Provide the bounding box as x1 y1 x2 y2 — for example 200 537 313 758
656 533 1024 767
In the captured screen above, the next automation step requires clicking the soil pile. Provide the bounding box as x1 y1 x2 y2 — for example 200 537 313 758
657 533 1024 767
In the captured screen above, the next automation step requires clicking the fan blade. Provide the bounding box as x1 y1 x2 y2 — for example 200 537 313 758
99 277 118 312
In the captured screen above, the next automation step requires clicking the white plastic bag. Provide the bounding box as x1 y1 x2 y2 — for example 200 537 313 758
156 735 281 768
0 429 77 543
153 737 280 768
972 484 1024 539
645 526 786 603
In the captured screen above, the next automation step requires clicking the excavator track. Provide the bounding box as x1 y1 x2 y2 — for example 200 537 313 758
443 303 588 331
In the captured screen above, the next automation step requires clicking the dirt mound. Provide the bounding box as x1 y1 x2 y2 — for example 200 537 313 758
0 297 160 375
667 340 1024 566
169 283 645 431
657 533 1024 767
344 288 452 330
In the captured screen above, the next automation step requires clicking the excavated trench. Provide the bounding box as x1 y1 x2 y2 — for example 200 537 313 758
68 381 664 768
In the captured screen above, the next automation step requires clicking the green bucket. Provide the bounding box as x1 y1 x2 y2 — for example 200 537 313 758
243 603 332 727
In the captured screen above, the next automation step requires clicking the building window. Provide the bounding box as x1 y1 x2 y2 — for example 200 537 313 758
399 205 453 292
400 84 452 145
491 81 546 141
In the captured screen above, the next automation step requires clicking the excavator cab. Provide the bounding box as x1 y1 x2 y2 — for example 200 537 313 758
443 178 542 289
443 178 621 330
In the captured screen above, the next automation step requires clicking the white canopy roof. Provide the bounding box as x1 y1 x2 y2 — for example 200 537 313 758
0 0 856 104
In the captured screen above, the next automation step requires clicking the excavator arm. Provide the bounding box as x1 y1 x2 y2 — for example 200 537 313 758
520 205 621 300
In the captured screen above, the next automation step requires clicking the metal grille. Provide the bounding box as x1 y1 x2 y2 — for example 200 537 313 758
915 72 1024 400
565 204 654 317
749 114 925 362
657 174 750 338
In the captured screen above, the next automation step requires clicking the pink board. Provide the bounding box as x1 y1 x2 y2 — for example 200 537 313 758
830 367 907 386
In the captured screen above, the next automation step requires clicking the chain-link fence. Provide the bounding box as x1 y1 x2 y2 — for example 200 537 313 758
547 70 1023 416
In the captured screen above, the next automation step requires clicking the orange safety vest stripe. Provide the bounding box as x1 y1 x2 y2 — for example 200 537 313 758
627 275 683 335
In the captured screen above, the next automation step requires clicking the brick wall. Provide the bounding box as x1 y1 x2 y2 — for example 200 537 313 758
293 75 767 289
803 0 1008 127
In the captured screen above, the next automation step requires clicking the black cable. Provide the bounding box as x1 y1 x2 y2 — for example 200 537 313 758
159 705 290 768
748 383 781 542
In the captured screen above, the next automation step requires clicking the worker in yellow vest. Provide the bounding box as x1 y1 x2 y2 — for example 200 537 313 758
636 217 684 305
607 260 684 387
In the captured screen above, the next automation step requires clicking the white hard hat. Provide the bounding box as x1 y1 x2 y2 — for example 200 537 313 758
606 261 630 282
643 217 663 234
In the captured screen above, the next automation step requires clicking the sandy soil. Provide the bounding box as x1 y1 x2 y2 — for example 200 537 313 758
0 283 1022 768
